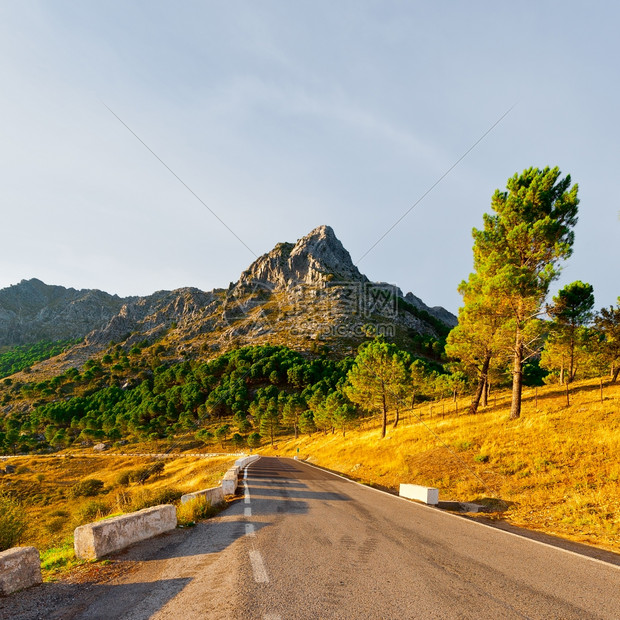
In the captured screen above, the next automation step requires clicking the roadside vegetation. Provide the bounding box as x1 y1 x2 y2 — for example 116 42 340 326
0 454 235 578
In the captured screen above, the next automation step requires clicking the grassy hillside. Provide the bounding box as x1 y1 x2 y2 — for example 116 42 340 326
0 453 236 578
261 378 620 554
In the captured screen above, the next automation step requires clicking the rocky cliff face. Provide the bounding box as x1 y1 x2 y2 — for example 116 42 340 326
0 226 457 366
84 288 219 347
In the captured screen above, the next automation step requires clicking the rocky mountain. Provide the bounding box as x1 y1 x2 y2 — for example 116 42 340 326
0 226 456 367
0 278 132 347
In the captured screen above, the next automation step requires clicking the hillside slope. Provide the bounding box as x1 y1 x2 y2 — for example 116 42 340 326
261 378 620 554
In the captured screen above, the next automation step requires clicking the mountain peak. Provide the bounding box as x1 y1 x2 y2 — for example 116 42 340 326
304 224 336 240
238 225 366 289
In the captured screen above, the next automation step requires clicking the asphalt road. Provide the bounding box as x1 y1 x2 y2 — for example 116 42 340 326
2 456 619 619
234 457 620 619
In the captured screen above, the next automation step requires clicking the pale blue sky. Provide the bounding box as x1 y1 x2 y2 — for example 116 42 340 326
1 1 618 313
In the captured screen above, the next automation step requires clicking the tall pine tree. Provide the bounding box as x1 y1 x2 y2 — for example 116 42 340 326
470 167 579 419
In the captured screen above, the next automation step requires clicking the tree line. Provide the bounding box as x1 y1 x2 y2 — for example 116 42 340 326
0 339 79 379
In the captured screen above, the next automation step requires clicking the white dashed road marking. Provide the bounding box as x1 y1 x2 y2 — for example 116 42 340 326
249 550 269 583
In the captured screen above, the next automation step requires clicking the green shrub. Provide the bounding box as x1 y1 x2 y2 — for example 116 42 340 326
474 453 490 464
0 494 28 551
231 433 245 449
115 470 132 486
45 517 66 535
128 461 165 484
247 432 262 449
69 478 104 498
75 500 111 524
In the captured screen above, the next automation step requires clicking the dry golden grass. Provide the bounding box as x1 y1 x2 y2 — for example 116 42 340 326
262 378 620 554
0 451 236 577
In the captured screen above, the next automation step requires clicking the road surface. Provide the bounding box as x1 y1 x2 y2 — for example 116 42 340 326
2 456 619 619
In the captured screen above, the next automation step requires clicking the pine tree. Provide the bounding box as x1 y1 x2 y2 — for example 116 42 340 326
281 394 306 440
345 339 407 438
446 270 510 414
472 167 579 419
259 399 280 446
541 281 594 383
594 299 620 382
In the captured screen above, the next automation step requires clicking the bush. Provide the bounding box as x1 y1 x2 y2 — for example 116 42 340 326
176 496 220 527
75 500 111 524
231 433 245 449
130 487 182 511
247 432 262 449
0 494 28 551
116 470 132 486
128 461 165 485
45 517 66 535
69 478 104 498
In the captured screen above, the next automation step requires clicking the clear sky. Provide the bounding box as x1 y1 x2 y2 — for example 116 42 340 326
1 1 618 314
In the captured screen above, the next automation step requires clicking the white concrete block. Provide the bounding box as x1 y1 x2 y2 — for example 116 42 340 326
74 504 177 561
234 455 259 469
221 469 239 495
0 547 42 595
180 486 224 506
399 483 439 505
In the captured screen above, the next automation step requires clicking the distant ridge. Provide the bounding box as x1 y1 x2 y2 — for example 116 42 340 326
0 226 456 364
0 278 131 347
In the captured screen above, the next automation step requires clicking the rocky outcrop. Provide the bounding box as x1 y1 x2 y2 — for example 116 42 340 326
237 225 367 290
84 288 218 347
